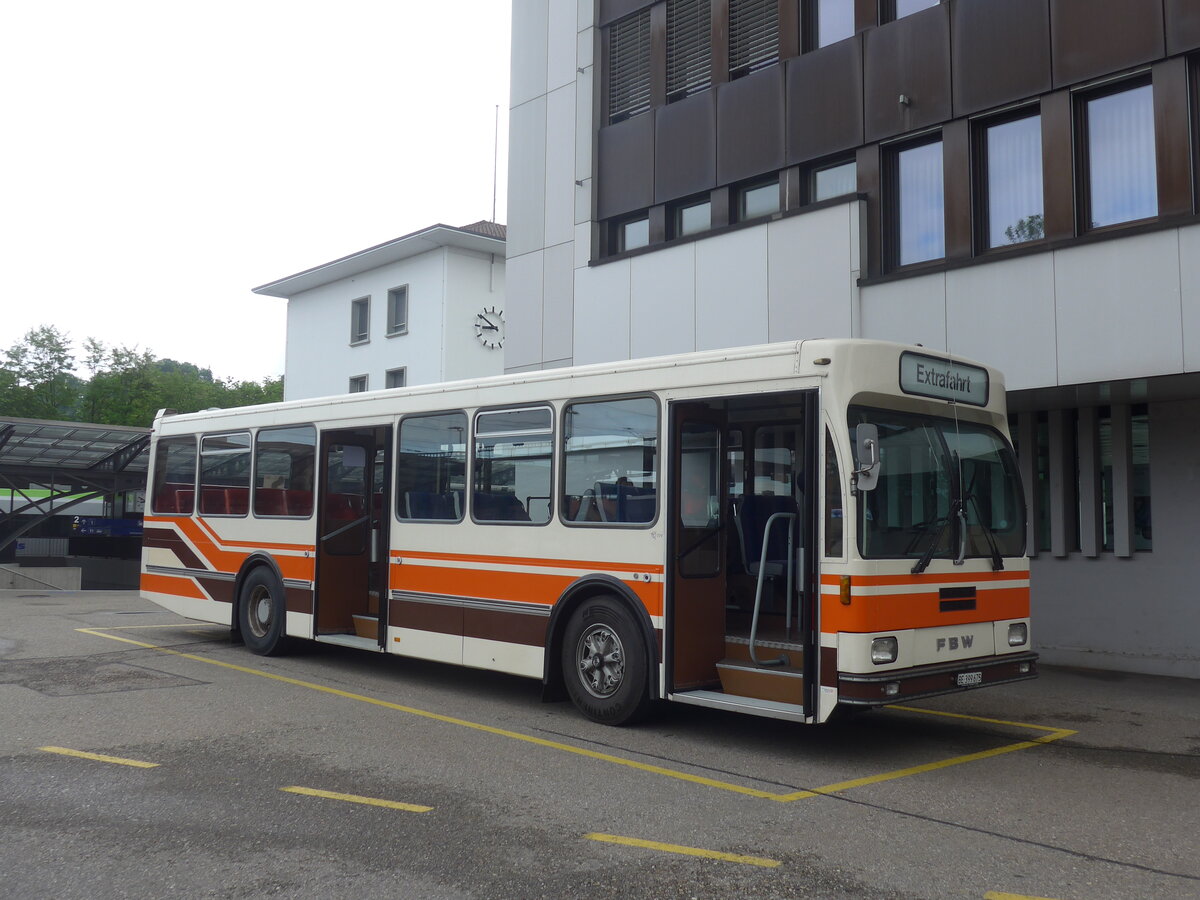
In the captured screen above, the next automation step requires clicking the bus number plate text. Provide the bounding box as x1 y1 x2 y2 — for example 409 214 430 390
956 671 983 687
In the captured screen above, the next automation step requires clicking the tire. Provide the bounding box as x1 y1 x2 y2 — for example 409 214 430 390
238 567 290 656
561 595 652 726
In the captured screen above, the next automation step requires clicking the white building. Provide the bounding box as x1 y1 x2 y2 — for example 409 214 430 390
505 1 1200 679
254 222 507 400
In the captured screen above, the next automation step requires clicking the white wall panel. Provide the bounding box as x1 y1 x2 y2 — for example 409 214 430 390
695 228 769 350
575 62 594 187
504 250 545 372
574 260 631 364
1177 224 1200 372
1054 232 1184 385
542 242 575 362
509 0 549 107
507 97 547 259
631 243 697 359
767 205 855 342
547 0 578 91
578 0 594 31
946 253 1058 391
859 271 947 350
574 220 593 270
544 85 578 248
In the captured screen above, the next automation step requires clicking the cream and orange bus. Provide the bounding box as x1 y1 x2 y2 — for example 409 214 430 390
141 339 1035 725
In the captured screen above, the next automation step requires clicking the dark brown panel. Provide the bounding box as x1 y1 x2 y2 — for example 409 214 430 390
143 527 205 571
598 113 657 219
779 0 800 60
1039 90 1075 242
952 0 1051 117
857 143 883 277
1166 0 1200 54
711 185 733 227
1050 0 1165 88
1154 57 1194 218
820 646 838 688
389 598 464 637
711 0 730 86
649 204 668 242
285 586 313 615
716 66 786 185
785 35 864 164
655 91 717 203
463 608 548 648
854 0 877 32
863 4 952 143
650 1 667 108
942 118 972 260
599 0 655 28
196 577 234 605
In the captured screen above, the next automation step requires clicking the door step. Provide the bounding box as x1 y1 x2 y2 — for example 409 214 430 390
716 658 805 704
352 614 379 640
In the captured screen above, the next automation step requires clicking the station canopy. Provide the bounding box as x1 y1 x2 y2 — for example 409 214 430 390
0 417 150 553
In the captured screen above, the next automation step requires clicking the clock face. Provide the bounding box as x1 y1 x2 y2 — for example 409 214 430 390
474 306 505 349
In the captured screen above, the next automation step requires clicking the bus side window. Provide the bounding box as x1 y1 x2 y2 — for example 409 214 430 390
151 436 197 515
561 397 659 526
396 412 467 522
825 429 843 557
254 425 316 518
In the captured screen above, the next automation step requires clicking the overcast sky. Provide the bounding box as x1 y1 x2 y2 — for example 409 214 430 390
1 1 511 384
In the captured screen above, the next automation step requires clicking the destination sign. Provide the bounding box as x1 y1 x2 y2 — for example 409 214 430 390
899 352 989 406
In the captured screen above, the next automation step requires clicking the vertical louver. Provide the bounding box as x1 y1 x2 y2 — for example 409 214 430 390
608 9 652 124
729 0 779 78
667 0 712 102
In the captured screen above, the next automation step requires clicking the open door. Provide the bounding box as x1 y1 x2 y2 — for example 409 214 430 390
669 403 728 691
315 425 391 645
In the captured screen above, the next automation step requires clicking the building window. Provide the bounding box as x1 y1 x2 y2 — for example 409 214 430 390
729 0 779 79
614 215 650 252
385 367 406 390
667 0 712 102
889 0 940 21
1081 81 1157 230
894 137 944 266
387 285 408 336
672 197 712 237
982 111 1044 248
350 296 370 344
812 0 854 49
737 178 781 221
1099 407 1152 552
608 9 651 124
348 375 367 393
812 159 856 201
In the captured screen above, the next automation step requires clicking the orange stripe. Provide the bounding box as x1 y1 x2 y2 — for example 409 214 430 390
395 548 665 576
394 565 664 617
140 571 208 600
156 517 315 582
821 586 1029 632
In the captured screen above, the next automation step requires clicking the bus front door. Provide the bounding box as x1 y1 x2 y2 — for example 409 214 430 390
315 426 392 644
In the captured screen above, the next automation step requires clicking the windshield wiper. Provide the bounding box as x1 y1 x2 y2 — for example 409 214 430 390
964 491 1004 571
912 499 958 575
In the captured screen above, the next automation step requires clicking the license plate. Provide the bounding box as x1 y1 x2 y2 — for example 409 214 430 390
956 671 983 687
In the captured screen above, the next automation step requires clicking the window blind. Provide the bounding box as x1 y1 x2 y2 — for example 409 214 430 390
667 0 711 102
608 10 652 123
729 0 778 78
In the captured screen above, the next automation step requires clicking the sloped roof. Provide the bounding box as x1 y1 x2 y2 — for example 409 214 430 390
252 221 506 299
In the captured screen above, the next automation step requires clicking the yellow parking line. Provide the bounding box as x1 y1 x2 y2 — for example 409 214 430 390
984 892 1061 899
585 832 780 868
40 746 159 768
281 786 431 813
77 626 1075 804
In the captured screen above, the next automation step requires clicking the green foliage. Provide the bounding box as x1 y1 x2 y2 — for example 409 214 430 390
0 328 283 427
1004 213 1045 245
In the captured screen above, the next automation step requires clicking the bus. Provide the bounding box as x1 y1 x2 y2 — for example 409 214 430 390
141 339 1035 725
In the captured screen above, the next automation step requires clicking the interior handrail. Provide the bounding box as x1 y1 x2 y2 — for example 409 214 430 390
748 511 795 667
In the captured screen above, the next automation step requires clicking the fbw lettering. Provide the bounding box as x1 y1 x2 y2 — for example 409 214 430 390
936 635 974 652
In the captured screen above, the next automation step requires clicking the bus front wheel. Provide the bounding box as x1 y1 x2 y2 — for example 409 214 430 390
561 595 651 725
238 568 290 656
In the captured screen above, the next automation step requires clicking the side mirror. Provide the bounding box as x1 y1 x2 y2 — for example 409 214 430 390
854 424 880 492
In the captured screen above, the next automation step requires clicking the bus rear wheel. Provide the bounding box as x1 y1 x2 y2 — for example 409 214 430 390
238 568 289 656
561 596 651 725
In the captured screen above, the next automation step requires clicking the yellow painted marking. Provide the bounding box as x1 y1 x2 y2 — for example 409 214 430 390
281 786 432 813
585 832 780 868
40 746 159 768
985 892 1060 900
78 626 1075 804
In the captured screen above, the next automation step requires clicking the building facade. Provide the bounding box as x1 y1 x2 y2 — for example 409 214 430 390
255 222 507 401
506 0 1200 678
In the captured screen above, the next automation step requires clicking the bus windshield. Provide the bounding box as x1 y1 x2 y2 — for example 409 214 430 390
849 406 1025 565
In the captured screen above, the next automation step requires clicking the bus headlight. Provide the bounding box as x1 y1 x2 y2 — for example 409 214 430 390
871 636 898 664
1007 623 1028 647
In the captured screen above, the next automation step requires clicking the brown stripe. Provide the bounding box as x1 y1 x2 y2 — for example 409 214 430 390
285 586 312 615
820 647 838 687
144 526 206 571
195 577 234 604
463 607 547 648
389 597 463 637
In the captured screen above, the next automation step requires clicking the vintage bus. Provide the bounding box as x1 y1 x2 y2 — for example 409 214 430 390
141 339 1035 725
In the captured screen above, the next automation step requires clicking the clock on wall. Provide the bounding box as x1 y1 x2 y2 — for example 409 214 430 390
474 306 505 349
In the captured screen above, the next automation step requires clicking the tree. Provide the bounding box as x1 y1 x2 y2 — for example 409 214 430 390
0 326 81 420
1004 214 1045 245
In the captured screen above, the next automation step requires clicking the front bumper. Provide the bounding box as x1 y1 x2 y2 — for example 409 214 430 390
838 652 1038 706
